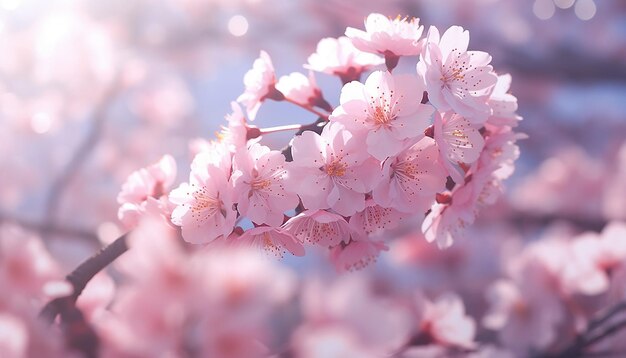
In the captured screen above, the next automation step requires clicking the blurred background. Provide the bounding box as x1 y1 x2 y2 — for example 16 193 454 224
0 0 625 272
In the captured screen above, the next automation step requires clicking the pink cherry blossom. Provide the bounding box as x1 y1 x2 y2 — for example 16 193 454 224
565 233 611 295
305 36 384 83
483 278 564 353
346 13 424 69
423 126 520 247
286 123 379 216
479 126 523 181
98 216 296 357
217 101 256 153
487 74 522 127
565 223 626 296
232 226 305 258
329 238 388 272
275 71 332 112
282 210 352 247
421 166 500 248
373 137 447 213
296 277 413 356
231 143 298 226
418 293 477 349
0 224 62 298
604 143 626 221
117 154 176 228
170 152 236 244
330 70 434 160
433 111 485 184
237 50 280 120
417 26 497 123
598 222 626 269
349 198 407 237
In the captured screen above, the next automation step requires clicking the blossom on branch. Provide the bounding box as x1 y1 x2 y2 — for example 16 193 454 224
330 70 434 161
418 26 497 123
305 36 384 83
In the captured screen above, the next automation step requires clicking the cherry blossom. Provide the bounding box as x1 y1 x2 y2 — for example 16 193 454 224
433 111 485 184
217 101 256 153
423 126 520 247
329 238 388 271
346 13 424 70
117 154 176 228
169 152 237 244
349 198 407 237
487 74 522 127
295 277 413 356
417 293 477 349
0 224 63 298
417 26 497 123
373 137 447 213
282 210 352 247
305 36 384 83
330 70 434 160
97 216 296 358
286 123 379 216
421 165 500 248
232 226 305 258
483 274 564 353
237 50 281 120
231 143 297 226
275 71 332 112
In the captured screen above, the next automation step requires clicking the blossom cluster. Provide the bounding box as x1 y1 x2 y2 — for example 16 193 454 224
7 212 626 357
117 13 523 268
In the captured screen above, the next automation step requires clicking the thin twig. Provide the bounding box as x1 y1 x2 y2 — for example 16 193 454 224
539 301 626 358
584 319 626 352
587 301 626 333
0 212 98 243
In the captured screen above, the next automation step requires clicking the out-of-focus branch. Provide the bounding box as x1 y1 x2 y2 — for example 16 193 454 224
39 233 129 356
501 46 626 83
40 233 129 324
503 209 608 233
43 76 121 229
0 213 99 243
538 300 626 358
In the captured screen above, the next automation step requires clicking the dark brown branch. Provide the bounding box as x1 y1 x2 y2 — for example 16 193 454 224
40 233 129 323
39 233 128 356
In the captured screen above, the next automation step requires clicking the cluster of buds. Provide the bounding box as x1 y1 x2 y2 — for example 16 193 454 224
118 13 523 270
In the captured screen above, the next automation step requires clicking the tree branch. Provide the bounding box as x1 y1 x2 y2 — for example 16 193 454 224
0 212 98 243
538 300 626 358
39 233 129 323
43 77 121 228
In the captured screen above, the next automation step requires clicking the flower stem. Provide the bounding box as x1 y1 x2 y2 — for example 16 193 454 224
259 123 304 135
283 97 330 120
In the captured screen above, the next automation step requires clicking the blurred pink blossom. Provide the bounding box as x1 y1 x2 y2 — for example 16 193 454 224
305 36 384 83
